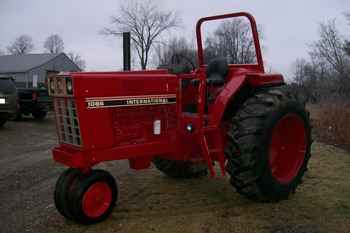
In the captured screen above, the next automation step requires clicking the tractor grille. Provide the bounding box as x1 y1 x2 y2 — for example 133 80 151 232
54 98 82 146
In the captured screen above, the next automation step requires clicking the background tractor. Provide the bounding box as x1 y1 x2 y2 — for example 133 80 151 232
49 12 312 224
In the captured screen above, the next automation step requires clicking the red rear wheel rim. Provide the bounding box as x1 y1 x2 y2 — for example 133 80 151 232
82 182 112 218
269 113 307 184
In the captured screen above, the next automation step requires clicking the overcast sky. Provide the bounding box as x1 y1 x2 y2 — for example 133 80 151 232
0 0 349 78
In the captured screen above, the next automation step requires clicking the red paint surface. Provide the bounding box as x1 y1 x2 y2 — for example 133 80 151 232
82 182 112 218
196 12 264 72
269 114 307 183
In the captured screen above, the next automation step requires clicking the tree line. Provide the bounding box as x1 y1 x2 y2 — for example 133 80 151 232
0 1 259 72
288 15 350 103
0 34 86 70
103 0 349 106
3 0 347 87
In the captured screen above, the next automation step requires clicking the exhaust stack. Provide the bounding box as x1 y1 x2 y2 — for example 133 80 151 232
123 32 131 71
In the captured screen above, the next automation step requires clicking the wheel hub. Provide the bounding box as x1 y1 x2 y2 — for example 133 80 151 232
82 182 112 218
269 113 307 184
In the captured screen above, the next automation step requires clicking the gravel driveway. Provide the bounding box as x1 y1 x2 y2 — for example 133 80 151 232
0 115 349 233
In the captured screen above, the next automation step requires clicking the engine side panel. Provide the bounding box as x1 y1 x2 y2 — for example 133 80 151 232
73 73 179 151
113 105 177 146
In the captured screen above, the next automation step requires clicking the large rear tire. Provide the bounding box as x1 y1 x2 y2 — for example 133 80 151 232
153 158 207 178
225 86 312 201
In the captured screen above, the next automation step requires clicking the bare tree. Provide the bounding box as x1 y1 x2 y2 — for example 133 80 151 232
204 19 260 64
102 0 180 69
7 35 34 55
44 34 64 54
291 58 328 103
293 58 310 85
345 41 350 56
291 19 350 102
345 13 350 56
155 37 196 67
67 52 86 70
310 20 349 78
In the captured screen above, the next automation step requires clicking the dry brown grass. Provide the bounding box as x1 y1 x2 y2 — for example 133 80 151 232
308 103 350 149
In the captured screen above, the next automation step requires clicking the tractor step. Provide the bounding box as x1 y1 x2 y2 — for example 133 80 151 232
198 127 226 177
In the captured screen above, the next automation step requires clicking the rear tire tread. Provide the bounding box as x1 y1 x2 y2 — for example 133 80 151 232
225 86 312 201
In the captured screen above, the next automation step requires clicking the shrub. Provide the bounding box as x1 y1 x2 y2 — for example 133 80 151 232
309 103 350 149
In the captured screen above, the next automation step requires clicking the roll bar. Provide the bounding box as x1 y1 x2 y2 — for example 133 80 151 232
196 12 264 72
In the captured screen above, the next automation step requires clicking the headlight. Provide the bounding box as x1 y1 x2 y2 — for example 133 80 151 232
186 123 194 133
66 78 73 95
49 76 73 96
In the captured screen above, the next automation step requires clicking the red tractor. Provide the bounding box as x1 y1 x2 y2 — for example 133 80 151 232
49 12 312 224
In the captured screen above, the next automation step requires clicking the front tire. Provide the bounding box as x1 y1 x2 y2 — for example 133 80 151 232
68 169 118 224
225 86 312 201
54 168 82 219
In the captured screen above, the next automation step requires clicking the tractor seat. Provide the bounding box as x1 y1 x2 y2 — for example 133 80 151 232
206 58 229 86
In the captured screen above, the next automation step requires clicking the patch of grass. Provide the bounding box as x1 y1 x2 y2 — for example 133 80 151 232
269 224 319 233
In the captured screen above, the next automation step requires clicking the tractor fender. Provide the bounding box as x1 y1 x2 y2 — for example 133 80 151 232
209 73 284 126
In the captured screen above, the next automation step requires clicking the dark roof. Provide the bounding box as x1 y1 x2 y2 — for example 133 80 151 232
0 53 62 73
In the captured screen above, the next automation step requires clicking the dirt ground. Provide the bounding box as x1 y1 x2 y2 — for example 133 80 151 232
0 115 349 233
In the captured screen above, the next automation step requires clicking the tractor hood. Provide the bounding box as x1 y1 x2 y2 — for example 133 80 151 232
71 70 178 98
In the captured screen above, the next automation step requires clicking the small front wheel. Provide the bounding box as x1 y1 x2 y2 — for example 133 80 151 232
68 169 118 224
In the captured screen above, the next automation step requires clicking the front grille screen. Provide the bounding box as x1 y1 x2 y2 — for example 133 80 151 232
54 98 81 146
